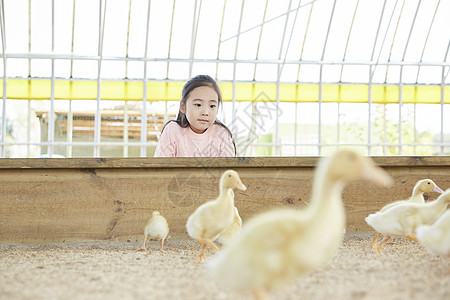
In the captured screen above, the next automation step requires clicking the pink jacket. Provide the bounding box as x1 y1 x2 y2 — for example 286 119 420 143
154 122 235 157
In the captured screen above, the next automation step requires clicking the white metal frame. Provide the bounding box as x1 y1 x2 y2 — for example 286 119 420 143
0 0 449 158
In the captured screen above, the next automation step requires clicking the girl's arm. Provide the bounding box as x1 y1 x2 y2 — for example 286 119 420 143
218 129 236 157
154 123 177 157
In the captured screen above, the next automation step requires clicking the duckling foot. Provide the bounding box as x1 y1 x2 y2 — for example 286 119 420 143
206 239 220 252
195 244 208 263
374 246 382 255
253 288 270 300
375 235 391 255
198 253 206 263
371 232 380 249
137 235 149 251
405 234 419 243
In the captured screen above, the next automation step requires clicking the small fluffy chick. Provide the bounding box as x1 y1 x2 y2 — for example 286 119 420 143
416 209 450 257
139 211 169 251
209 150 392 300
216 207 242 247
186 170 247 262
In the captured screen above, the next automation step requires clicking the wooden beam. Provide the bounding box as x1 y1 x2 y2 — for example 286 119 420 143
0 156 449 169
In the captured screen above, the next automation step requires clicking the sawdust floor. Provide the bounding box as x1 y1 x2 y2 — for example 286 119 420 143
1 232 449 300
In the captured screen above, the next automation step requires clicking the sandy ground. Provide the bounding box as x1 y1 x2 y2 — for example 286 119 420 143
0 232 449 300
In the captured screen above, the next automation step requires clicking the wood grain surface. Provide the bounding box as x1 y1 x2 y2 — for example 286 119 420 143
0 157 449 242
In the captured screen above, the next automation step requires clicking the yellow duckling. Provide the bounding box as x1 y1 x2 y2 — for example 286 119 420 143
416 208 450 257
186 170 247 262
216 207 242 247
209 150 392 300
370 179 444 248
138 211 169 251
365 189 450 255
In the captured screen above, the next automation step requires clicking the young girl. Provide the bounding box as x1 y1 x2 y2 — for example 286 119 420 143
154 75 236 157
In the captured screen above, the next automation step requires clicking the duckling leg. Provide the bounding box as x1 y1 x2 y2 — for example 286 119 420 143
405 234 419 243
160 238 165 251
375 235 390 255
198 244 208 262
371 232 380 249
205 239 220 252
194 238 209 262
195 238 220 262
137 234 149 251
253 288 270 300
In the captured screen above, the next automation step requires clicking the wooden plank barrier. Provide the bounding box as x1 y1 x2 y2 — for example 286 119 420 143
0 157 449 243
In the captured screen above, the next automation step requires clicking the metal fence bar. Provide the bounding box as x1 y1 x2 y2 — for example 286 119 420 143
220 0 318 44
0 0 7 158
166 0 176 78
368 0 389 155
188 0 201 78
94 0 107 157
4 52 450 67
441 39 450 155
48 0 56 157
1 0 449 158
68 0 76 158
214 0 227 79
231 0 246 140
141 0 152 157
275 0 296 156
318 0 338 155
123 0 132 158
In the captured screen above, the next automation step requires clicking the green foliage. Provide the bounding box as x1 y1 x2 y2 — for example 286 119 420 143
276 104 439 156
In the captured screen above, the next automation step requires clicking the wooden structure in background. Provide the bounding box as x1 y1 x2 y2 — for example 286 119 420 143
0 157 449 243
35 110 175 141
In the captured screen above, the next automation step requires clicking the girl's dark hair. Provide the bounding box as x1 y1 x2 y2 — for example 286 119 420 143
161 75 236 155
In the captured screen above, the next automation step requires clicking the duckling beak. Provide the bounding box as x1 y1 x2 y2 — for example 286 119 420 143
362 164 393 187
238 183 247 191
233 178 247 191
432 186 444 193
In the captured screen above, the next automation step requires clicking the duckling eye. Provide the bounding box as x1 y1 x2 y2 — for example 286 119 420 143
228 175 231 178
428 182 430 184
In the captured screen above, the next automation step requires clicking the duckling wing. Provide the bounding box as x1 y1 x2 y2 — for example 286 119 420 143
399 206 421 235
416 225 445 256
145 217 169 239
186 201 234 240
217 207 242 246
416 210 450 256
365 209 405 236
379 200 406 213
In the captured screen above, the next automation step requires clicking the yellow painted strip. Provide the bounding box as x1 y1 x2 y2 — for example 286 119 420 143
372 85 398 104
101 81 143 101
297 84 319 102
57 81 98 100
0 79 448 104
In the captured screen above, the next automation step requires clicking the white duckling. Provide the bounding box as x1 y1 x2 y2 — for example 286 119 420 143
365 189 450 255
380 179 443 212
370 179 444 249
186 170 247 262
216 207 242 247
138 211 169 251
416 209 450 257
209 150 392 300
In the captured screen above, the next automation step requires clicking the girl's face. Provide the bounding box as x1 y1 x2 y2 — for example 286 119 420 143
180 85 219 134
